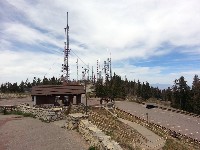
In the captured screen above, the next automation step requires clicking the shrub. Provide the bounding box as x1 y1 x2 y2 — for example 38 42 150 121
88 146 97 150
2 110 36 118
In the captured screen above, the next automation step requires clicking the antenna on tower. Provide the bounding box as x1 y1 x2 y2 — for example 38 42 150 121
92 66 94 83
62 12 70 83
97 60 99 81
110 52 112 79
87 64 89 81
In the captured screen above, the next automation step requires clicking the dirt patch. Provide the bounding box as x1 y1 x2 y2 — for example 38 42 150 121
0 116 22 128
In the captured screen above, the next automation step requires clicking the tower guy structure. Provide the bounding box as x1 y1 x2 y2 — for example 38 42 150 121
103 56 112 82
62 12 70 82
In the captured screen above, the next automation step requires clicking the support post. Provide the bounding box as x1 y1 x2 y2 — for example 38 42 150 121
85 80 88 115
146 113 148 123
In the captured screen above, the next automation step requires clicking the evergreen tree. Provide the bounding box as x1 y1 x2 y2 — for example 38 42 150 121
192 75 200 114
136 80 142 97
36 78 41 85
143 82 151 100
42 76 49 85
19 81 25 92
112 73 125 98
172 76 191 110
32 77 37 86
166 87 172 102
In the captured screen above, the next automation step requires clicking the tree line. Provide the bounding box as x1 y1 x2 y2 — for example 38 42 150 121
96 73 166 100
0 76 61 93
1 73 200 114
95 73 200 114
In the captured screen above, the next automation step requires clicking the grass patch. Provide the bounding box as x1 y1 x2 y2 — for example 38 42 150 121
89 107 143 150
163 138 191 150
88 146 97 150
2 110 36 118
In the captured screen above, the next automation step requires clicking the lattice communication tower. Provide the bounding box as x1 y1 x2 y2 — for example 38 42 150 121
62 12 70 82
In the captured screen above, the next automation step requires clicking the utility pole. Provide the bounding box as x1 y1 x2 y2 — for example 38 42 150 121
82 67 88 115
85 79 88 115
76 58 78 81
146 113 149 123
110 52 112 80
97 59 99 81
87 64 89 81
92 66 94 83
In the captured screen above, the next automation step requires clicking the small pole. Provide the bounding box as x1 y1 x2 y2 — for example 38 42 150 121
146 113 148 123
85 80 87 115
83 67 88 115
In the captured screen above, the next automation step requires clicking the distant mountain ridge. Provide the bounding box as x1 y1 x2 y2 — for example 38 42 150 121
150 83 172 90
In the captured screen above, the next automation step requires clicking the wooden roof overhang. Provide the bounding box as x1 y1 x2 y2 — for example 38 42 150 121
31 85 85 96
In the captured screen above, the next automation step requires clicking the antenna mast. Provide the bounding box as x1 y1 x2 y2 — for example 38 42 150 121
92 66 94 83
97 60 99 81
63 12 70 82
76 58 78 81
110 52 112 79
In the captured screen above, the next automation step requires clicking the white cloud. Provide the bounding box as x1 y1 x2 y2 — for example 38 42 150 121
0 50 62 83
1 0 200 84
2 22 62 49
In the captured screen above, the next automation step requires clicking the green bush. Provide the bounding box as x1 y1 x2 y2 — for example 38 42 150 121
88 146 97 150
2 110 36 118
22 112 35 117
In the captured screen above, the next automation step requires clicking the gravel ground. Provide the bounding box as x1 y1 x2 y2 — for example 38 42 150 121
0 114 89 150
0 96 33 106
0 96 100 150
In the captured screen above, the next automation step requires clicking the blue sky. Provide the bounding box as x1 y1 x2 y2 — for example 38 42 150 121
1 0 200 86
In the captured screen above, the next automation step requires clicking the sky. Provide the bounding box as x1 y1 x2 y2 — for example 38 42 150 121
1 0 200 87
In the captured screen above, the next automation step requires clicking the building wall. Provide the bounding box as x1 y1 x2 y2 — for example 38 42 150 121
34 94 82 106
36 95 55 105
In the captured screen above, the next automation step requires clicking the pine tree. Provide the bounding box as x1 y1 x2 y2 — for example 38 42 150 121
136 80 142 97
172 76 191 110
192 75 200 114
42 76 49 85
19 81 25 92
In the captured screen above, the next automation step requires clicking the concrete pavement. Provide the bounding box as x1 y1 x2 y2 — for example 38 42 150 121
115 101 200 140
119 118 165 149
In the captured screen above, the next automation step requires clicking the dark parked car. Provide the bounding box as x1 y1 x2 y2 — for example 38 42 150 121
146 104 158 109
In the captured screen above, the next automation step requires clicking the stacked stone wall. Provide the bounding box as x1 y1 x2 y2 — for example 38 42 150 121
89 108 147 149
17 104 67 122
65 113 122 150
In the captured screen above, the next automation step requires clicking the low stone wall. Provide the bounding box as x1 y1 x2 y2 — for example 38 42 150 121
0 105 17 112
17 104 67 122
0 93 29 99
66 113 88 130
158 106 200 118
65 113 122 150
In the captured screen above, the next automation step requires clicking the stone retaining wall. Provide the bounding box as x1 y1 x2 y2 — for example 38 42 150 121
65 113 122 150
17 104 67 122
0 93 29 99
0 105 17 112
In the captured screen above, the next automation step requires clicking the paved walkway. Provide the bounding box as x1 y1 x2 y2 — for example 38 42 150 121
116 101 200 140
118 118 166 150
